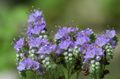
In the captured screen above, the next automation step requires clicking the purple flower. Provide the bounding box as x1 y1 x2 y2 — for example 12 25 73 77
37 44 56 54
14 38 24 52
28 37 49 48
55 27 78 40
79 28 93 36
17 58 40 71
95 35 109 47
75 35 90 45
27 10 46 35
59 40 72 50
105 30 116 39
83 44 104 61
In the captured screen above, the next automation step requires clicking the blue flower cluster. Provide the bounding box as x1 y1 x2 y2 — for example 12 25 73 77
14 10 118 79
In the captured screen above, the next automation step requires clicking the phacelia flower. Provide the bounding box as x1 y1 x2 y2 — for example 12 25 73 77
28 37 49 48
14 38 24 52
58 39 72 50
55 27 78 40
95 35 109 47
37 44 56 54
27 10 46 35
83 44 104 61
75 35 90 46
17 58 40 71
105 30 116 39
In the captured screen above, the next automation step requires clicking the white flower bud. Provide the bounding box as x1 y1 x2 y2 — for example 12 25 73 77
68 53 73 57
96 56 101 61
91 64 95 68
42 60 46 64
46 62 50 65
74 46 78 49
68 48 72 52
30 53 34 57
16 54 19 57
39 35 43 38
90 60 95 64
43 35 47 38
106 49 110 52
41 30 45 33
69 57 72 61
45 57 50 61
95 66 100 69
63 52 68 56
40 55 45 59
75 50 79 53
95 62 100 66
65 56 68 60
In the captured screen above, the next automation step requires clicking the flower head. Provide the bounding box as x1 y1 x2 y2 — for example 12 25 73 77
27 10 46 36
14 38 24 52
55 27 78 40
37 44 56 54
17 58 40 71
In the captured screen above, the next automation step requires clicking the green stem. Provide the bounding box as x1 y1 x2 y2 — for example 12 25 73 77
76 71 79 79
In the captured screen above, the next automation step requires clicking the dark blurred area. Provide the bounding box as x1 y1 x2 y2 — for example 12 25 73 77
0 0 120 79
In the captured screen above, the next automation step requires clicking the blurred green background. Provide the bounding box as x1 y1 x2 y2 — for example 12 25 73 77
0 0 120 79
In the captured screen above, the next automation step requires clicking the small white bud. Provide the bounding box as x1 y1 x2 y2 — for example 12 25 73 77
63 52 68 56
68 48 72 52
74 46 78 49
39 35 43 38
91 64 95 68
40 55 45 59
45 57 50 61
69 57 72 61
68 53 73 57
42 60 46 64
106 49 110 52
43 35 47 38
95 66 100 69
95 62 100 66
41 30 45 33
65 56 68 60
30 53 34 57
46 62 50 65
96 56 101 61
90 60 95 64
16 54 19 57
75 50 79 53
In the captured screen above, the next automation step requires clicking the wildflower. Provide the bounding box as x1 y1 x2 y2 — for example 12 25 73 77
17 58 39 71
37 44 56 54
27 10 46 35
55 27 78 40
14 38 24 52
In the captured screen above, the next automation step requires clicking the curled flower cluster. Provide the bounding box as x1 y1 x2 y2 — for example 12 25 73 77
14 10 118 79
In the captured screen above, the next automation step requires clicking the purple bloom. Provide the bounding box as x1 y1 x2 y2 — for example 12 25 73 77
59 40 72 50
75 35 90 45
105 30 116 39
14 38 24 52
27 10 46 35
83 44 104 61
37 44 56 54
17 58 39 71
79 28 93 36
95 35 109 47
28 37 49 48
55 27 78 40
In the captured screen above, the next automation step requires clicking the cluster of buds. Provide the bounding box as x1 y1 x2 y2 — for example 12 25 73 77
89 60 101 79
39 55 56 70
104 43 113 60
